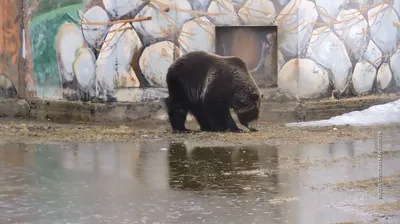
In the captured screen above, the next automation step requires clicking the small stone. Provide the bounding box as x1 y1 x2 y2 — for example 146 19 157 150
307 26 352 93
96 23 142 98
390 50 400 87
55 22 85 83
362 40 383 67
277 58 330 100
139 41 181 87
232 0 247 4
188 0 212 11
207 0 238 25
81 6 110 48
276 0 318 57
367 4 400 54
351 0 369 7
133 0 193 44
103 0 145 19
73 48 96 92
178 17 215 53
334 9 368 60
278 0 290 5
237 0 276 25
394 0 400 17
315 0 348 23
376 63 392 91
351 61 377 95
84 0 106 12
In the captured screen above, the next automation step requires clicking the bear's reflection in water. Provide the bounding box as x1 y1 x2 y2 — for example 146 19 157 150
167 142 279 196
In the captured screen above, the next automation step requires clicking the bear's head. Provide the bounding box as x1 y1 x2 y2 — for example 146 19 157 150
236 91 263 132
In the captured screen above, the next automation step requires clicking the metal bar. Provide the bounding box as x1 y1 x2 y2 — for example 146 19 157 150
378 131 383 199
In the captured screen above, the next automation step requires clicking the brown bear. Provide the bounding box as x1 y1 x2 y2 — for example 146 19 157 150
164 50 263 133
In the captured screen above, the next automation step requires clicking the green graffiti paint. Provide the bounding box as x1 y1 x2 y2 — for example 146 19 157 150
30 4 83 26
30 8 82 88
31 0 82 18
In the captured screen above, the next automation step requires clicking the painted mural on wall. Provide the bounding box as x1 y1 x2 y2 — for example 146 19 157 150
277 0 400 100
0 0 24 98
28 0 400 102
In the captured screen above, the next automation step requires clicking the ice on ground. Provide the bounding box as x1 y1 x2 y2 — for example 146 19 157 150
286 99 400 127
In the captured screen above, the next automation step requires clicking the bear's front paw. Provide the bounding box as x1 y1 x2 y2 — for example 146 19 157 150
230 128 244 133
248 127 258 132
172 128 192 134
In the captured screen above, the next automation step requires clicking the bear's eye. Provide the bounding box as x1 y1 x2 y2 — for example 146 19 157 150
251 93 259 101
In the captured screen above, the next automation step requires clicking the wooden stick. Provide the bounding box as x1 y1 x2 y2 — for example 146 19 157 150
81 16 152 26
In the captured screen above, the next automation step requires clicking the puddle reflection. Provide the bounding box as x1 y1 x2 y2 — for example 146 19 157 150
0 139 399 223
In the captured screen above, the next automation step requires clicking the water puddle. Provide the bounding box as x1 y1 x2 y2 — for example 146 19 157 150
0 137 399 223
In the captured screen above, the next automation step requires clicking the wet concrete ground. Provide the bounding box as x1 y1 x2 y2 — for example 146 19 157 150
0 136 400 224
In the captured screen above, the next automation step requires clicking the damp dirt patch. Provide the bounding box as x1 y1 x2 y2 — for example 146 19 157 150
358 202 400 223
293 150 400 169
227 150 400 177
1 117 400 146
363 201 400 216
267 196 299 204
329 222 363 224
332 172 400 193
329 222 364 224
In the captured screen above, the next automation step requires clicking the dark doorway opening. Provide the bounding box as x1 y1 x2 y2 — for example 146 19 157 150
215 26 278 88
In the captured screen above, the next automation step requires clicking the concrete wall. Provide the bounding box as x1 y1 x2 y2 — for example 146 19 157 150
277 0 400 101
1 0 400 103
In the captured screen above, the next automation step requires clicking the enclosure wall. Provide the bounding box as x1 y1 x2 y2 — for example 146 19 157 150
1 0 399 102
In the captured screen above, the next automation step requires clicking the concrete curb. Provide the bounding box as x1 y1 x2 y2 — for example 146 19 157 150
259 94 400 123
27 99 166 124
295 95 400 122
0 98 166 124
0 95 399 124
0 99 30 118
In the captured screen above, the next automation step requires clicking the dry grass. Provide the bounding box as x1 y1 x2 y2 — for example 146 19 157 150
364 201 400 215
1 118 400 146
268 196 299 204
332 172 400 193
329 222 363 224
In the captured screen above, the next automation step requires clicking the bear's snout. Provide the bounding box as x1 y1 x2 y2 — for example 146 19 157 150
246 120 259 132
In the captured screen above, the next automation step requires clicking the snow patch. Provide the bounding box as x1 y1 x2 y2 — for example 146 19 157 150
286 100 400 127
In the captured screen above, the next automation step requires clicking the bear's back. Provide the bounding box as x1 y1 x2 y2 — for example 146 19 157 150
167 51 226 81
166 50 252 87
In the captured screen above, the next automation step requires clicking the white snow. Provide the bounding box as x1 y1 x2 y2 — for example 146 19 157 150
286 100 400 127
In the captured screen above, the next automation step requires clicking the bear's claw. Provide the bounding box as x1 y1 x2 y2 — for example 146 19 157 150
248 127 258 132
172 128 192 134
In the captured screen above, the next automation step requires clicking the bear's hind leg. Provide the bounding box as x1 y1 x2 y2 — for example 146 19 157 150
164 97 190 133
191 105 212 131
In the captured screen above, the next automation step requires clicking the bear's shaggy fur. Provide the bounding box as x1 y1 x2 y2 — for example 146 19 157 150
164 51 263 133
